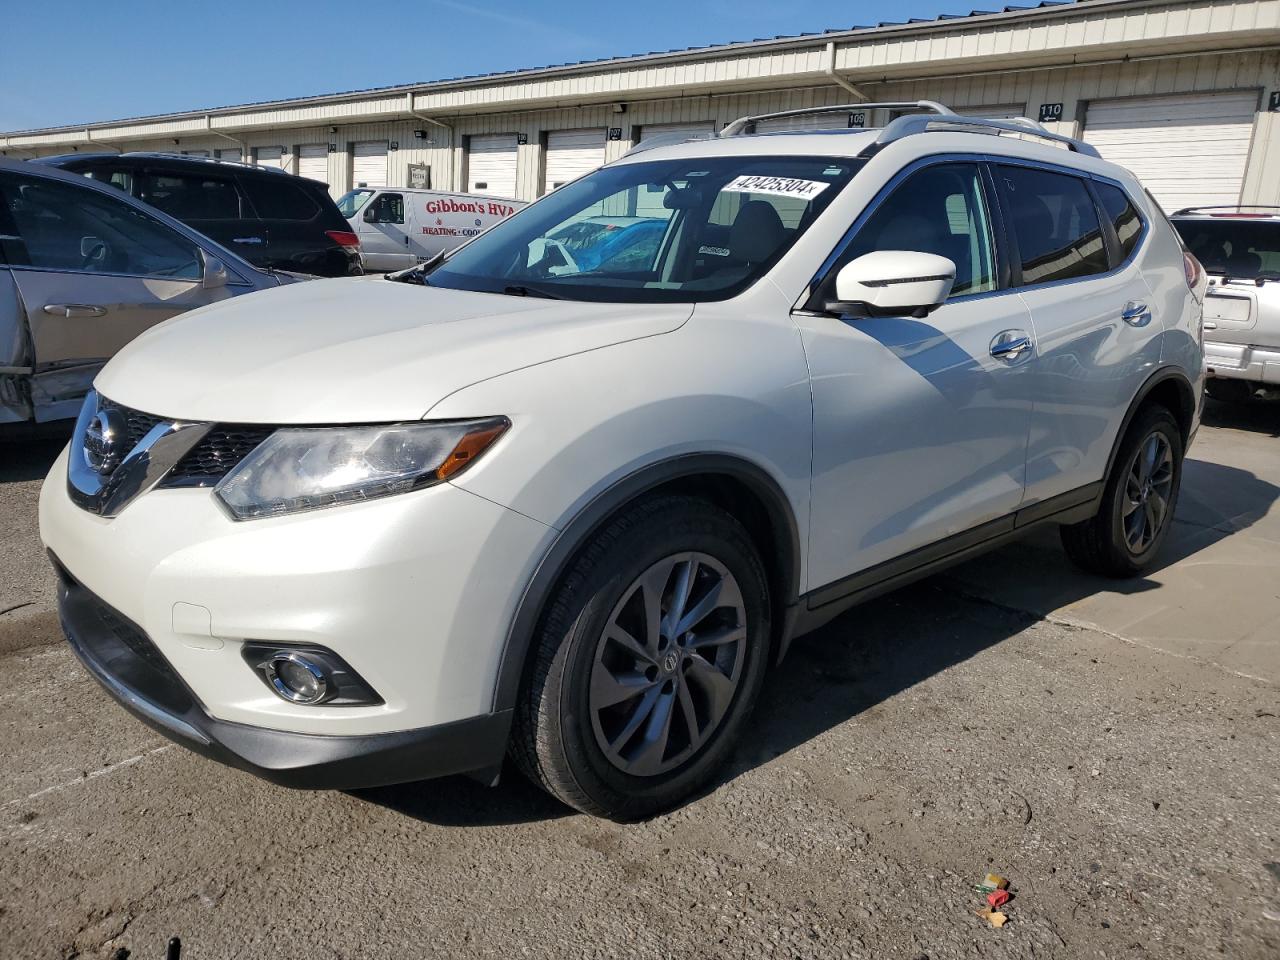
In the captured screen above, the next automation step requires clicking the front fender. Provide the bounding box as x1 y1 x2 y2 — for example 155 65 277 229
427 301 813 712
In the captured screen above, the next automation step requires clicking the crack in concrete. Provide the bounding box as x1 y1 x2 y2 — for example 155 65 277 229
4 745 174 809
939 580 1278 689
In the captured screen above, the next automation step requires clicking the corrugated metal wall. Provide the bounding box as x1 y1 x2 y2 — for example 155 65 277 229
6 2 1277 206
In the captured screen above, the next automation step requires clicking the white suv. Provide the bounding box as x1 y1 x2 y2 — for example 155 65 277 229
39 103 1205 820
1171 206 1280 403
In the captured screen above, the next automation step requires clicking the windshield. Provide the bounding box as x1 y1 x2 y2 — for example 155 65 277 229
1174 218 1280 281
423 155 861 302
336 189 375 219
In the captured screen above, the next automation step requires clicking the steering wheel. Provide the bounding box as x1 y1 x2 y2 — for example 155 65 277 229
539 238 580 277
80 237 109 271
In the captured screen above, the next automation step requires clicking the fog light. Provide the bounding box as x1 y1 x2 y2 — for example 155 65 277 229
242 642 383 707
264 654 330 704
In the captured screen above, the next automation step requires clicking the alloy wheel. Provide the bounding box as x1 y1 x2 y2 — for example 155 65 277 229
588 552 748 777
1122 431 1175 554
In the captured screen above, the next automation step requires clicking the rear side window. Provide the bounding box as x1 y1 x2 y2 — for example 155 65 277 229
999 165 1108 285
240 178 321 221
81 167 136 195
1094 181 1144 263
141 172 241 220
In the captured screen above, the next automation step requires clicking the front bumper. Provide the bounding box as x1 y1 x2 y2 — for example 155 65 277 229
54 557 511 789
40 444 554 739
1204 341 1280 384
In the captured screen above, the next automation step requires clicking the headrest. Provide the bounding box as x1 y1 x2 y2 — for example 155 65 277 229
729 200 786 264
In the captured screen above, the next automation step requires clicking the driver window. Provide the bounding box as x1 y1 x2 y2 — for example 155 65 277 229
831 162 997 299
0 173 202 281
369 193 404 224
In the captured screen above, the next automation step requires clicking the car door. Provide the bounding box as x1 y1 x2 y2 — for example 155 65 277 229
138 167 261 264
794 159 1035 591
0 169 232 421
992 164 1163 504
237 173 335 275
358 191 415 270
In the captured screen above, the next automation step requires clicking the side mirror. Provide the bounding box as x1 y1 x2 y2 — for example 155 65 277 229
827 251 956 319
363 205 380 224
201 251 229 290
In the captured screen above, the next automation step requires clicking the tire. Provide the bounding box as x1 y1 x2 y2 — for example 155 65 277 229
510 495 771 820
1060 404 1184 578
1205 378 1253 404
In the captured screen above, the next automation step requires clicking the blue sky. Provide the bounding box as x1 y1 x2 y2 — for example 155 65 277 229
0 0 1007 132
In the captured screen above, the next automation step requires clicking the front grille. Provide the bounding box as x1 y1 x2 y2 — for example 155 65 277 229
164 425 276 487
93 600 170 673
121 407 164 447
99 397 274 488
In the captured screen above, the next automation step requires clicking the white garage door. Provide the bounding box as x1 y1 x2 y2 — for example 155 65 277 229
256 146 285 170
467 134 518 196
1083 92 1257 213
215 148 242 163
639 121 715 142
544 129 606 192
955 103 1026 119
297 145 328 184
352 141 388 188
888 104 1026 123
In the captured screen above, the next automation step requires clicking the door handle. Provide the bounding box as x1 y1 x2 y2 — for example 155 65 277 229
990 331 1033 362
1122 301 1152 326
231 237 264 245
43 303 106 319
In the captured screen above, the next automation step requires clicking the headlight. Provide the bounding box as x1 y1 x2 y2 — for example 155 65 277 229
214 418 509 520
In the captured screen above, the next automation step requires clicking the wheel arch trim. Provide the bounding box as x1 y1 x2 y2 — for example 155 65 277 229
490 453 803 715
1105 365 1197 481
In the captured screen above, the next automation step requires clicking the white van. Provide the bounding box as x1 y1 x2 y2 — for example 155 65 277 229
337 187 526 271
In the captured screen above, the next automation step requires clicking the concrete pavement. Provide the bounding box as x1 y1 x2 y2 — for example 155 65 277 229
947 399 1280 684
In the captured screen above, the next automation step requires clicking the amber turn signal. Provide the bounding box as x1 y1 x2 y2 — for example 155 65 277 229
436 418 511 480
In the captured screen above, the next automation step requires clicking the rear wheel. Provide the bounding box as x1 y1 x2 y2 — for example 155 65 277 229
510 495 770 820
1060 405 1183 577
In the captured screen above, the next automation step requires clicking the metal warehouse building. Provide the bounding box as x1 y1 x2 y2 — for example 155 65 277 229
3 0 1279 213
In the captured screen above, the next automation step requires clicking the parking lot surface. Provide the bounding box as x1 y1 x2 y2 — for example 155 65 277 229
2 404 1278 960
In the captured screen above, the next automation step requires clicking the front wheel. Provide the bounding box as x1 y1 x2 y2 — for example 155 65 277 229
1060 405 1184 578
510 495 770 820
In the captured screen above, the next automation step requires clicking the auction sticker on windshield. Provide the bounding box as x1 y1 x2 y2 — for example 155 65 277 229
722 175 831 200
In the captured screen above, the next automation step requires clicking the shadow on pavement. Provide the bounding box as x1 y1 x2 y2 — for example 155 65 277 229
1201 396 1280 438
357 454 1279 826
352 763 573 826
0 435 68 484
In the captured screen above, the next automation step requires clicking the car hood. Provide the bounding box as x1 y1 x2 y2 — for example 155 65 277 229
95 277 692 423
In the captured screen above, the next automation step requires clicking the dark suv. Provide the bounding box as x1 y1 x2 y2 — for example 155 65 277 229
33 153 361 278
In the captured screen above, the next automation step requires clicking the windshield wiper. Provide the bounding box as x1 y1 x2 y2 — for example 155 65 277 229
503 284 568 300
386 250 446 285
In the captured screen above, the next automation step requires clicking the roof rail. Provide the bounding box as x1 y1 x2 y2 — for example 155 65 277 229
1172 204 1280 216
123 151 290 173
866 113 1101 158
622 130 717 158
718 101 953 137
